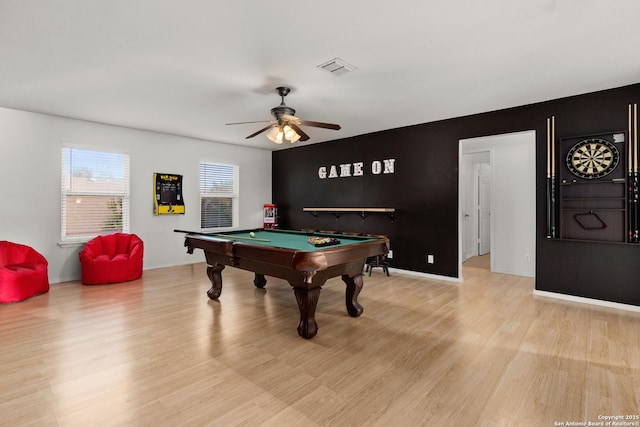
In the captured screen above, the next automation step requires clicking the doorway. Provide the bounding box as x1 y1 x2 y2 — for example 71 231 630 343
461 151 491 265
459 131 536 278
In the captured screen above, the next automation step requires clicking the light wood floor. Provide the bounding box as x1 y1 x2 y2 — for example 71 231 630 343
463 253 490 270
1 263 639 426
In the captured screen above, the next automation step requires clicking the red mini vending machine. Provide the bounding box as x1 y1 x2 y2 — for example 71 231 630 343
263 204 278 229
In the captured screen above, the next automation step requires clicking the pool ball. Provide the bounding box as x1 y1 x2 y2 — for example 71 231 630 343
249 232 255 237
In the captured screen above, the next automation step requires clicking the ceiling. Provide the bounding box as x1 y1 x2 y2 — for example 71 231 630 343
1 1 639 151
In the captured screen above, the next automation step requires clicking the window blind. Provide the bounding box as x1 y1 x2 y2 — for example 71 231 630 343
200 162 238 229
61 147 130 240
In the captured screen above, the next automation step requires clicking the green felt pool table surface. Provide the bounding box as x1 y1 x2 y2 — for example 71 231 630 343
198 229 379 250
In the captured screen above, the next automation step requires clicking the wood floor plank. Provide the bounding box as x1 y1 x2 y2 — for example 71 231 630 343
1 262 639 426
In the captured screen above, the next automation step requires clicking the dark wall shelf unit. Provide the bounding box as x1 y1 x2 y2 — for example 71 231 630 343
559 180 627 242
303 207 396 223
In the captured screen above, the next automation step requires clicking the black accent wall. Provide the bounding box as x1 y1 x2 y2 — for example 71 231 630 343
272 83 640 306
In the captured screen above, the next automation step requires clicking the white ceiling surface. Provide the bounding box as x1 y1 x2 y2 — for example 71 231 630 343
1 1 639 151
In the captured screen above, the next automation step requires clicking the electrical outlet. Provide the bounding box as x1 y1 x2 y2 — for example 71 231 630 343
387 250 393 259
427 254 434 264
524 254 531 263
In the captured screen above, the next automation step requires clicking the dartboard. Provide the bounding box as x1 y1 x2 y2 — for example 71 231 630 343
566 138 620 179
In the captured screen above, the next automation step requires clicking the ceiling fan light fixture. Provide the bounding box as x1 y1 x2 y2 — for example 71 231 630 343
266 127 284 144
283 125 300 143
267 124 300 144
288 133 301 143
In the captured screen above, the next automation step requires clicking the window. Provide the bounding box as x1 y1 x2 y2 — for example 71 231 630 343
200 162 239 229
61 147 130 241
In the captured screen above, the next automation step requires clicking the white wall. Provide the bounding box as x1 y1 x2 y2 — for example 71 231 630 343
0 107 272 283
460 130 536 277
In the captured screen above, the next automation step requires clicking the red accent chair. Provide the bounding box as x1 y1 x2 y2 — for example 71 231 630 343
0 241 50 304
79 233 144 285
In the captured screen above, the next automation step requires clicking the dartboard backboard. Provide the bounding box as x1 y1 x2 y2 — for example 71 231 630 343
559 132 626 183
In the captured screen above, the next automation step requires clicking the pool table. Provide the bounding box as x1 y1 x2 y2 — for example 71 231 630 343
179 228 389 339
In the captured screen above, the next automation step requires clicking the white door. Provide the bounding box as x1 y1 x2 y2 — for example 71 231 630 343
478 163 491 255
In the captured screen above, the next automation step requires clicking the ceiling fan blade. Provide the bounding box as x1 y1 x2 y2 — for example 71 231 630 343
245 124 276 139
226 120 274 125
289 123 310 141
297 119 341 131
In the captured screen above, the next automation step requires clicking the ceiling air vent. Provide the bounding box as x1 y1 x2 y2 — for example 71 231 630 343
317 58 357 76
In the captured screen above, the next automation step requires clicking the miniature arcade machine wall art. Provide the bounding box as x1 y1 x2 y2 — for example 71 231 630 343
154 173 185 215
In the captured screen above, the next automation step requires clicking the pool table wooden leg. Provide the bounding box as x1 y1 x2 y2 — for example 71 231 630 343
342 273 364 317
206 264 225 299
294 287 320 339
254 273 267 288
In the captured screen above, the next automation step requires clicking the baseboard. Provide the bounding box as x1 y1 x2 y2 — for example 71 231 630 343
533 290 640 313
388 267 461 283
51 275 80 284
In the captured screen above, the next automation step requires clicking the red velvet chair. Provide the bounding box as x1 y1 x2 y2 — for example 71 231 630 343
0 241 50 304
79 233 144 285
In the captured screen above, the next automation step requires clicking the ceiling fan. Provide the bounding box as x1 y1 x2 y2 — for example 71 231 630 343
226 86 341 144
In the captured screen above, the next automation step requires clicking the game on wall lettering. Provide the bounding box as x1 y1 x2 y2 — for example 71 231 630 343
318 159 395 179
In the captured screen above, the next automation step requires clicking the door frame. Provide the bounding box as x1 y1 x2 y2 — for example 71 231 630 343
458 130 536 279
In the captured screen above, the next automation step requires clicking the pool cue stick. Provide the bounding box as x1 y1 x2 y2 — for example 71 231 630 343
173 229 270 242
550 115 557 238
633 104 638 172
628 105 633 242
631 104 637 242
546 117 552 238
214 234 270 242
633 104 640 243
174 229 212 235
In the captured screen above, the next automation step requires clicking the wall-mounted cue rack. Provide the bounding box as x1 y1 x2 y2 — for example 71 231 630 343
546 104 639 243
303 207 396 223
